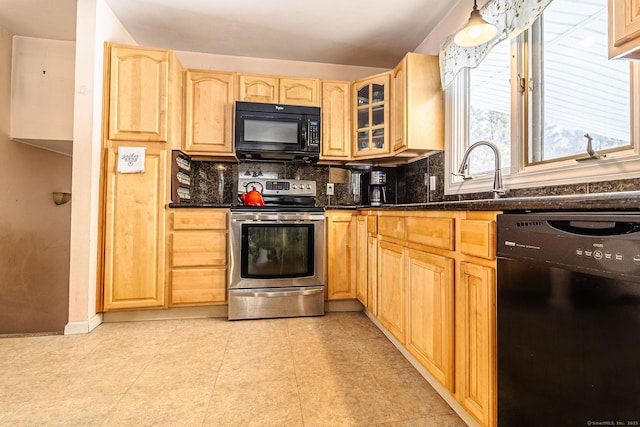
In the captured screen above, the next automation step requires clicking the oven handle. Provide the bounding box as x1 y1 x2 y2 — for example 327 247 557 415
231 216 325 223
230 287 324 298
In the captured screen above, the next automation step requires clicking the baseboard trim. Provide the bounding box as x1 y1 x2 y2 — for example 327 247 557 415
325 299 364 312
102 305 228 323
363 309 480 427
64 313 103 335
100 300 363 323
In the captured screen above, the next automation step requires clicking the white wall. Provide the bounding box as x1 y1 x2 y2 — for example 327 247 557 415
10 36 75 145
0 26 73 334
65 0 136 334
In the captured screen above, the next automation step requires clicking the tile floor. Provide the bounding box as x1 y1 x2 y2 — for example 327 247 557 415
0 312 464 426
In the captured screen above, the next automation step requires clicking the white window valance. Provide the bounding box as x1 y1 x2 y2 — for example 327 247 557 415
439 0 554 88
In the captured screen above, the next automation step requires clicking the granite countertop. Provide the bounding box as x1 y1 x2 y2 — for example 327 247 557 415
169 191 640 211
390 190 640 211
168 203 232 208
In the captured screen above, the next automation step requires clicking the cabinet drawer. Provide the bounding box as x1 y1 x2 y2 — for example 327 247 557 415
459 219 496 260
172 210 227 230
378 216 405 240
406 217 454 250
171 267 226 304
367 215 378 234
171 231 227 266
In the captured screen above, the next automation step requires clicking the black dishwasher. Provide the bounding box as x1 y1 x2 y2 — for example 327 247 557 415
497 212 640 426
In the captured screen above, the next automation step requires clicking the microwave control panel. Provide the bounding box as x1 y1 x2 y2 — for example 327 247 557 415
308 120 320 146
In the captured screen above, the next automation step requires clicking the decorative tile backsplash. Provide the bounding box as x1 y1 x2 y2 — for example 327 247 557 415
190 151 640 206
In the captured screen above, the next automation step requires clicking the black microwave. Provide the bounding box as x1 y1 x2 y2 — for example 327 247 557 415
235 101 321 162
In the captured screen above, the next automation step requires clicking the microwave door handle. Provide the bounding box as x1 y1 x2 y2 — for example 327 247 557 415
301 122 308 148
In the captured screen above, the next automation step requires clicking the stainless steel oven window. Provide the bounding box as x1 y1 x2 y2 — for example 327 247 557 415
241 223 314 278
229 212 325 290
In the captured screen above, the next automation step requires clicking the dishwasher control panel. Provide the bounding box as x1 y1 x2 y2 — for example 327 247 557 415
497 212 640 279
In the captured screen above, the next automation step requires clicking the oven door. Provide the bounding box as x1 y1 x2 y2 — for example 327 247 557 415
229 212 325 290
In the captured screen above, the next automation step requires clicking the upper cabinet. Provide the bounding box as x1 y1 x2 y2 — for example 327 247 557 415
391 53 443 156
609 0 640 59
106 43 183 146
238 74 279 103
238 74 320 106
280 77 320 106
352 72 391 159
320 80 351 160
183 69 236 157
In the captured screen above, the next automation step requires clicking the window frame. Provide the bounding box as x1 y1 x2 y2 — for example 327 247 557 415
445 27 640 196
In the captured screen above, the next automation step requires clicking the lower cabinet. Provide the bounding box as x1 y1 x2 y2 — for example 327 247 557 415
326 211 357 300
102 147 168 310
355 214 368 305
456 261 496 427
378 240 406 344
371 210 498 427
405 249 455 392
169 209 228 306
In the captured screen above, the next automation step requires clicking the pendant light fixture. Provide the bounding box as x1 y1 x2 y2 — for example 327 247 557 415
453 0 498 47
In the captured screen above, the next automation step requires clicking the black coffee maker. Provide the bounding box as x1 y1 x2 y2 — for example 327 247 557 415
366 170 387 207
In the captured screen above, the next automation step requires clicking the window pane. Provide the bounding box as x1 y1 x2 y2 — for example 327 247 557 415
469 41 511 175
529 0 630 163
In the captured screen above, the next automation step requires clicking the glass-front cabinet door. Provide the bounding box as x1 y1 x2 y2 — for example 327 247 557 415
352 73 390 158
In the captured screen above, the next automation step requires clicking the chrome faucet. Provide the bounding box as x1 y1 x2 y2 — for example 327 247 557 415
455 140 506 198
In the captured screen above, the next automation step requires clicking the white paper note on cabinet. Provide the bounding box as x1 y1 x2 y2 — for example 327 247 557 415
117 147 146 173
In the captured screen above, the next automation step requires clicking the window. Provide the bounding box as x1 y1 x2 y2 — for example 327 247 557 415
447 0 639 194
469 41 511 174
527 0 631 164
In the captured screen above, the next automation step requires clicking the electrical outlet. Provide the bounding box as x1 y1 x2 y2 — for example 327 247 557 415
430 175 437 191
326 183 335 195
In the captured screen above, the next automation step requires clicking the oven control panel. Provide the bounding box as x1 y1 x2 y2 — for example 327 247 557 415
238 178 316 197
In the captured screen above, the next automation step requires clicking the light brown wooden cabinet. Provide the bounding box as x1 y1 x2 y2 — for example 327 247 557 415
455 215 498 427
370 210 498 427
609 0 640 59
405 248 455 392
320 81 351 160
355 214 368 305
183 69 236 157
238 74 320 106
456 261 496 427
326 211 357 300
352 72 391 159
169 209 228 306
377 240 406 344
102 147 168 310
106 44 182 146
367 234 378 316
391 53 443 156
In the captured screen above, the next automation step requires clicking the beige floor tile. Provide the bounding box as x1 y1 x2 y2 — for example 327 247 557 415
129 352 219 393
379 414 468 427
0 394 121 427
372 368 455 419
217 352 297 386
103 387 211 427
204 377 303 426
297 370 400 426
0 312 464 426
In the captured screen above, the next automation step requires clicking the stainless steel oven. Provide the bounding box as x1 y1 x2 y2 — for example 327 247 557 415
228 179 325 320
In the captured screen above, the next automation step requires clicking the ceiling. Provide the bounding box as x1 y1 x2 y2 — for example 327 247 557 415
0 0 457 68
